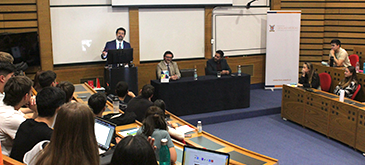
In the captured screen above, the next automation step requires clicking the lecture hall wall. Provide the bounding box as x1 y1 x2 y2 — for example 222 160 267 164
2 0 365 89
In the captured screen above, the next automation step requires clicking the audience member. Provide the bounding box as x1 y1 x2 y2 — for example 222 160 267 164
110 135 158 165
10 87 65 162
156 51 181 80
298 62 320 89
0 63 16 107
114 81 135 111
126 84 154 122
24 102 99 165
38 70 57 90
88 93 135 126
334 66 358 98
328 39 351 67
0 76 34 156
137 106 177 163
0 52 14 64
153 99 184 141
206 50 231 75
33 70 43 92
56 81 75 103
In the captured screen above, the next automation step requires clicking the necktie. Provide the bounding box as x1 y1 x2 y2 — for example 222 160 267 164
167 64 171 76
119 42 122 49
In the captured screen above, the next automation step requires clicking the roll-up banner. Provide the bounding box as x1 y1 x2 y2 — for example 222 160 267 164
265 10 301 89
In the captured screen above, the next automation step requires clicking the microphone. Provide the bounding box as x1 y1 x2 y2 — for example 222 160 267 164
246 0 257 9
329 56 334 67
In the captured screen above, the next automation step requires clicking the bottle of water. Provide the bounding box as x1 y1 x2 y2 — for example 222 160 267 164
356 61 360 73
363 62 365 73
194 68 198 80
197 120 202 134
238 65 242 76
113 96 119 113
159 139 170 165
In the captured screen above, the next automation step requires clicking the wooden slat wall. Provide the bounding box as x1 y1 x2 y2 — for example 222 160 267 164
273 0 365 69
0 0 37 33
0 0 52 73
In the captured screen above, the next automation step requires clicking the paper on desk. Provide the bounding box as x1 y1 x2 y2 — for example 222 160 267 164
175 125 195 133
119 128 139 137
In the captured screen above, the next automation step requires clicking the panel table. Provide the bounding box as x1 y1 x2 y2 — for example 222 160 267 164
151 74 250 116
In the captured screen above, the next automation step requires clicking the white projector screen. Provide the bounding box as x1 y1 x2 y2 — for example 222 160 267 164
112 0 232 6
139 8 205 61
51 6 129 65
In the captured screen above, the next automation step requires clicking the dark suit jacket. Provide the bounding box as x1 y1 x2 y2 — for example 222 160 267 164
101 40 131 59
206 58 231 75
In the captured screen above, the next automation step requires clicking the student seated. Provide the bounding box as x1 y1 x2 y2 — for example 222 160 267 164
137 106 177 164
111 81 135 111
0 76 35 156
56 81 75 103
110 135 158 165
126 84 154 122
334 66 358 98
88 93 135 126
154 99 184 141
298 62 320 89
10 87 66 162
37 70 57 91
24 102 99 165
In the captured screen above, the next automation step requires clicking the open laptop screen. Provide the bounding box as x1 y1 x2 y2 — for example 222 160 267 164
95 118 116 150
182 145 230 165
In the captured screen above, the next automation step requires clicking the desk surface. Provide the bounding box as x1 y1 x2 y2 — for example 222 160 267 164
313 63 365 101
282 85 365 152
74 83 278 165
151 74 251 116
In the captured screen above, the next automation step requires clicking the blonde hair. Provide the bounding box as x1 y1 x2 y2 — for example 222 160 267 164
0 52 14 64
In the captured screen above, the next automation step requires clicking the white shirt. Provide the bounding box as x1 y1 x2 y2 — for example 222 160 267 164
0 105 26 156
0 92 5 107
116 40 124 49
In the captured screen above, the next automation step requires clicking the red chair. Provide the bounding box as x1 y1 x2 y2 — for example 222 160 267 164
319 73 331 92
349 54 359 67
351 84 361 100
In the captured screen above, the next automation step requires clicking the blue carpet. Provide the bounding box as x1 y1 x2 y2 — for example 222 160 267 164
180 89 282 125
204 114 365 165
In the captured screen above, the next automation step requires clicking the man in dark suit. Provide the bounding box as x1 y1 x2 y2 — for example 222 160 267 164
206 50 231 75
101 27 131 59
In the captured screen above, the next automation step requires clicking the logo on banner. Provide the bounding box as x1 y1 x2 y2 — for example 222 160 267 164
269 25 275 32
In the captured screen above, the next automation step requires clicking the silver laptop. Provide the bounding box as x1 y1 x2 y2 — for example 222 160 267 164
94 118 116 154
182 145 230 165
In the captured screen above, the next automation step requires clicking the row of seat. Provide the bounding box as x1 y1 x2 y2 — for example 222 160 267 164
318 72 361 100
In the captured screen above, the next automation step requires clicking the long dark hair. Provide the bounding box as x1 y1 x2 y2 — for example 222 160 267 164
35 103 99 165
339 66 358 88
110 135 157 165
142 106 167 137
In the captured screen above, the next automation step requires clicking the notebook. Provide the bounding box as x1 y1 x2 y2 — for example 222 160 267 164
182 145 230 165
95 118 116 155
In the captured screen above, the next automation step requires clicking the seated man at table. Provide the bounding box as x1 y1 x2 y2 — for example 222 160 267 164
156 51 181 80
125 84 154 122
328 39 351 67
206 50 231 75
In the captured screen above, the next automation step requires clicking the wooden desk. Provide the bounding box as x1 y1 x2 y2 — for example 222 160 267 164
282 85 365 152
74 83 278 165
313 63 365 102
3 155 25 165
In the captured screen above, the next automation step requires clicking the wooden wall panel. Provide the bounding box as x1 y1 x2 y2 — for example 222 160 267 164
279 0 365 72
55 55 265 90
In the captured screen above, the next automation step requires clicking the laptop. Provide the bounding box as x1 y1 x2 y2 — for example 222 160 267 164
182 145 230 165
94 118 116 155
